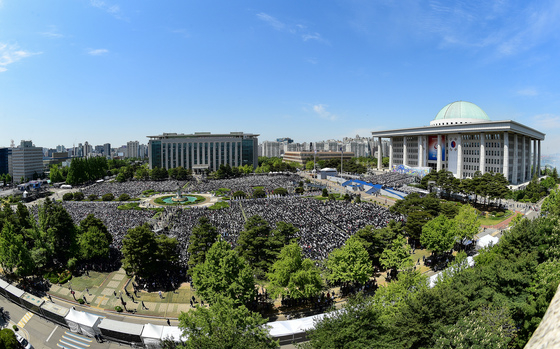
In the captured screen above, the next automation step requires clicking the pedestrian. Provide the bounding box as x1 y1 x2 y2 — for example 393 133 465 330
159 291 163 299
167 319 171 326
114 290 117 297
48 294 53 302
86 287 89 295
141 301 146 310
190 300 193 307
131 295 134 302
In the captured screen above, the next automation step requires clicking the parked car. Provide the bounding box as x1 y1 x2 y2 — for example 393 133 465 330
14 332 33 349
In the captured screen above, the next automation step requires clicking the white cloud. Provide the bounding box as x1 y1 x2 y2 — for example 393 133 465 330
87 48 108 56
40 25 64 38
0 43 41 72
256 12 328 44
313 104 337 121
517 87 538 96
90 0 126 20
533 114 560 129
256 12 285 31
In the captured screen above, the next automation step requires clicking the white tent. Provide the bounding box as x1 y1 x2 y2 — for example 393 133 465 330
161 326 186 343
268 321 293 337
141 323 164 348
476 235 499 249
64 308 101 337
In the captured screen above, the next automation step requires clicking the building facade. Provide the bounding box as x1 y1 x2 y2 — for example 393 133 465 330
148 132 259 172
371 101 545 184
0 148 11 176
11 140 43 183
127 141 140 159
283 151 355 166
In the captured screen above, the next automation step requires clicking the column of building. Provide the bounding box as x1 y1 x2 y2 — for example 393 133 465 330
503 132 509 181
437 135 442 171
377 137 382 170
537 140 541 176
418 136 424 168
532 139 537 178
479 133 485 174
388 138 394 169
403 136 408 166
521 136 526 183
457 136 463 179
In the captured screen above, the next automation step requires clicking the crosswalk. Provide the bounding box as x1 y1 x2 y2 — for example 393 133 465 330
17 312 33 328
57 331 92 349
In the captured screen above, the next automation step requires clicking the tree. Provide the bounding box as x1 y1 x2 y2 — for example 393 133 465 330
232 190 246 199
134 166 151 180
421 214 456 255
252 188 266 198
38 198 78 265
379 236 413 277
322 188 328 197
0 328 19 349
267 243 323 299
73 192 84 201
451 205 480 248
353 223 401 267
78 226 111 260
305 160 315 171
102 193 114 201
304 293 387 349
79 214 112 245
118 193 130 201
49 164 65 183
187 217 219 270
62 192 73 201
433 305 516 349
121 224 159 277
177 296 277 349
271 221 299 248
0 222 34 276
326 236 373 284
192 239 255 305
236 215 276 275
273 187 287 196
150 167 168 180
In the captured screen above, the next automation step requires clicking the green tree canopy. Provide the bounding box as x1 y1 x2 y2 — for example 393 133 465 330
326 236 373 284
236 215 276 275
451 205 480 247
421 214 456 255
267 243 323 299
121 224 160 277
187 217 219 270
379 235 413 276
177 296 277 349
78 226 111 261
192 239 255 305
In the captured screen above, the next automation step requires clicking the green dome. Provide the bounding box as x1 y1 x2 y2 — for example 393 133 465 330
434 101 490 121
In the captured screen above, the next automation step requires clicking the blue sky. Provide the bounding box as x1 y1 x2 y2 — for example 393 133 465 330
1 0 560 154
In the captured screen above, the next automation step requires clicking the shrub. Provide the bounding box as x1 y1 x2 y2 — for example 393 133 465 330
12 325 17 331
102 193 115 201
73 192 84 201
58 270 72 284
88 194 98 201
77 298 85 304
62 193 73 201
232 190 246 198
118 193 131 201
322 188 328 197
115 306 123 312
496 212 505 217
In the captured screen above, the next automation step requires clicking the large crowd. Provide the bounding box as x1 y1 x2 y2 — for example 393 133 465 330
361 172 418 188
79 180 190 198
188 173 302 195
31 176 405 267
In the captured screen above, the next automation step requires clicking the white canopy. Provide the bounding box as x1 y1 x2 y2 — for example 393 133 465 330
142 323 164 340
476 235 499 249
268 321 293 337
161 326 186 342
65 308 101 337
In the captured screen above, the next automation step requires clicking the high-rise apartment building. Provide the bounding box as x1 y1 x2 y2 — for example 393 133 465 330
103 143 111 158
127 141 140 159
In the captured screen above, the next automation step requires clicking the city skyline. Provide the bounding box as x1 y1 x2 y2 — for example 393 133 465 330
1 1 559 153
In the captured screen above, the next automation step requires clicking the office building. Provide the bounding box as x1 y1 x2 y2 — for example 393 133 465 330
11 140 43 183
148 132 259 172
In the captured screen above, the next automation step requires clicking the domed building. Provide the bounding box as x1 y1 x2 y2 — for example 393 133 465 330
371 101 545 185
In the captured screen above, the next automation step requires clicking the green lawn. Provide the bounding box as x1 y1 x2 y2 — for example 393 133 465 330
478 210 513 226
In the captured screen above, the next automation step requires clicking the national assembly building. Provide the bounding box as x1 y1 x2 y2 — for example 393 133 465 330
148 132 258 173
371 101 545 185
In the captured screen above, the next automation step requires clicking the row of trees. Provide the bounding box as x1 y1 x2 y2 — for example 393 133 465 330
0 199 113 277
303 191 560 348
420 170 509 206
304 157 369 174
